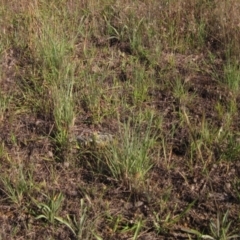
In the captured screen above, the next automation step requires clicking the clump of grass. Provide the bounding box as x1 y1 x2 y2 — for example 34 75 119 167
223 60 240 92
0 165 33 207
103 112 157 188
153 200 196 235
0 92 11 122
52 70 75 149
23 1 79 156
80 73 107 124
181 211 240 240
72 199 97 240
105 211 143 240
33 192 75 235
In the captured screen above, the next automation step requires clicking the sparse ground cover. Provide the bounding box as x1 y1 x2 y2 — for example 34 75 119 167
0 0 240 239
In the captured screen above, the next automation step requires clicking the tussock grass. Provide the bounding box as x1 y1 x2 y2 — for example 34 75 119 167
103 112 157 188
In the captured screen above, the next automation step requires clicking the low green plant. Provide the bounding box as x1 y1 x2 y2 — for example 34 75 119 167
52 75 75 147
106 212 143 239
34 192 75 235
223 60 240 92
220 134 240 162
0 166 33 206
131 64 151 105
180 106 204 165
29 2 77 153
72 199 97 240
127 17 145 57
132 218 143 240
182 211 240 239
80 73 105 124
0 92 11 121
121 218 143 240
103 6 145 54
153 200 195 235
103 7 127 43
173 77 190 104
0 142 6 159
211 211 235 239
103 112 157 187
